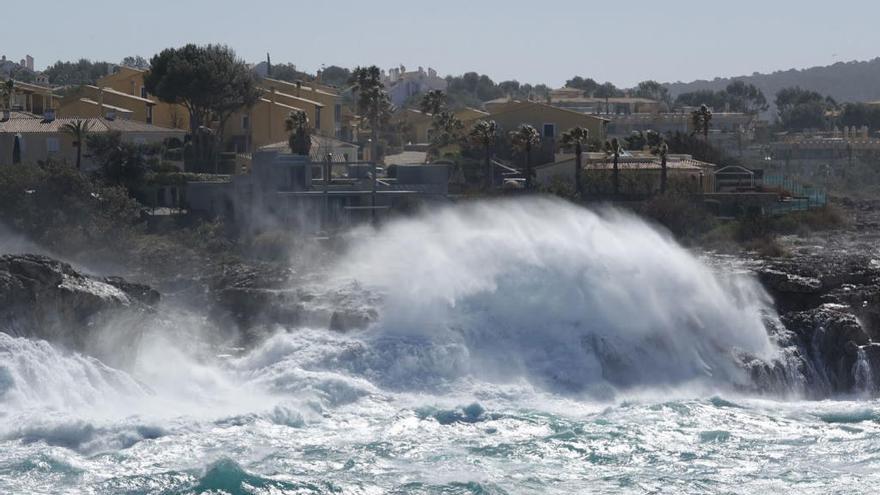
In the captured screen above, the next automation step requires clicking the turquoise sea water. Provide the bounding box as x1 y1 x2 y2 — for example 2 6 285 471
2 329 879 495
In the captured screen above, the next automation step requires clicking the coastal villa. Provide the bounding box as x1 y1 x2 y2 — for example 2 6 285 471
477 99 607 142
93 66 189 129
0 113 185 167
381 66 448 107
257 78 344 138
222 88 328 154
1 80 60 116
219 78 354 155
472 99 607 168
535 151 716 196
185 151 449 234
391 107 489 144
92 68 350 154
58 85 157 124
548 87 662 114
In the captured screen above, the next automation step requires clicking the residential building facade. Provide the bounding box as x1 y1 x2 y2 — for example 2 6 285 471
392 107 490 144
473 99 607 144
59 85 157 124
382 66 447 107
0 114 185 167
96 66 189 129
535 152 716 196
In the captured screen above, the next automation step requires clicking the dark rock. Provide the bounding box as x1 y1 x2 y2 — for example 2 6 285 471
758 268 823 311
0 254 158 347
204 261 300 329
861 344 880 386
214 287 303 328
104 276 161 306
780 305 871 393
329 308 377 332
758 268 822 294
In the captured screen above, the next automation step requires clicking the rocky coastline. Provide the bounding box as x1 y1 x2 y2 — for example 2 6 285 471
2 201 879 398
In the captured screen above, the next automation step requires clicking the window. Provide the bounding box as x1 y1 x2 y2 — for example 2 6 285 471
140 86 147 99
46 137 60 153
543 123 556 138
241 114 250 130
334 104 342 123
146 106 153 124
315 108 321 130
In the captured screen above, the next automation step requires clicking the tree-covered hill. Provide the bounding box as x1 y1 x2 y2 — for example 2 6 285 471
665 58 880 110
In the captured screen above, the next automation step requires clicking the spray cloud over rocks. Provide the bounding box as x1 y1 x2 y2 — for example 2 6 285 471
330 197 780 394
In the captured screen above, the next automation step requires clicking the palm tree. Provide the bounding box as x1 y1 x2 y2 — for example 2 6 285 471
349 66 392 164
691 104 712 141
510 124 541 191
604 138 622 197
419 90 446 116
560 127 590 199
468 119 498 189
349 66 393 222
61 119 92 170
653 140 669 194
428 111 463 159
284 110 311 156
1 79 14 115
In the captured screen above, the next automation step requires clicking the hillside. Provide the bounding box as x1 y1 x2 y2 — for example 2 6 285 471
665 58 880 107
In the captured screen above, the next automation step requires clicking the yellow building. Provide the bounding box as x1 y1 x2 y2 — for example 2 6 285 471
95 66 189 129
263 88 324 134
392 107 490 143
472 99 607 142
2 79 60 115
59 86 157 124
223 97 308 152
0 114 185 167
257 78 342 137
90 68 350 154
547 88 663 114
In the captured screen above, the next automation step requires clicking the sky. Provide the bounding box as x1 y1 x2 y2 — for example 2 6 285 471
3 0 879 88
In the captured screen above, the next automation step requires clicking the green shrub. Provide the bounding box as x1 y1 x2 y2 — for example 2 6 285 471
0 161 143 255
637 193 717 241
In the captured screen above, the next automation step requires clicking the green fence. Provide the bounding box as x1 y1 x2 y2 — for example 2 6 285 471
763 175 826 214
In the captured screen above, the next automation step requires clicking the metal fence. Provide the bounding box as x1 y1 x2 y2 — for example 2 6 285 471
762 174 827 214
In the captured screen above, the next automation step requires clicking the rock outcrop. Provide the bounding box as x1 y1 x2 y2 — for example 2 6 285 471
753 232 880 396
0 254 158 348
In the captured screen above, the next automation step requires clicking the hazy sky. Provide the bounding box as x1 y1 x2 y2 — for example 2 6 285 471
3 0 878 88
